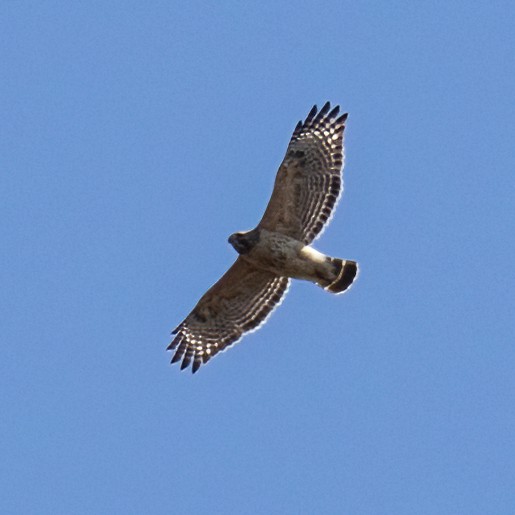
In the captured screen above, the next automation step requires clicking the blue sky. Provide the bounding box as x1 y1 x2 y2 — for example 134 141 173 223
1 1 514 513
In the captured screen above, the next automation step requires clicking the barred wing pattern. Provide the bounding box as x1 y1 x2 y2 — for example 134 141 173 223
169 258 290 373
259 102 347 244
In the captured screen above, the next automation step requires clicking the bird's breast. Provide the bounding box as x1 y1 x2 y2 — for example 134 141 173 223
242 230 306 275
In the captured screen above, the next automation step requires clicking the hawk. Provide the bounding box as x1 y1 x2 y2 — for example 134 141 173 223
169 102 359 372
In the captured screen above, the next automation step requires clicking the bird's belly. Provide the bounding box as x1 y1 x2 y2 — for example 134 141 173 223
244 231 327 280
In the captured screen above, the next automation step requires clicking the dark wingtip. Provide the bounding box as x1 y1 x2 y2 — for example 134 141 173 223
328 105 340 120
336 112 348 125
320 101 331 115
313 102 331 125
167 333 181 351
292 120 303 138
305 104 318 125
170 351 182 364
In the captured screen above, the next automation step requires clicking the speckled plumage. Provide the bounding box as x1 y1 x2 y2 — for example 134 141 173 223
169 102 358 373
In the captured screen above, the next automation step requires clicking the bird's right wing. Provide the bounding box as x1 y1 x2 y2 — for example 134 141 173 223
258 102 347 244
169 257 290 373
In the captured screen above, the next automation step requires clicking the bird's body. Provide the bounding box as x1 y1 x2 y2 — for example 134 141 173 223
229 228 357 293
168 102 359 372
240 229 322 279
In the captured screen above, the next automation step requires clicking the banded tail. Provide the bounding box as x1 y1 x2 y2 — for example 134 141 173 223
324 258 359 294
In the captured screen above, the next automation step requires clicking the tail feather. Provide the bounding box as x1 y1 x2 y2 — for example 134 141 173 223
325 259 359 294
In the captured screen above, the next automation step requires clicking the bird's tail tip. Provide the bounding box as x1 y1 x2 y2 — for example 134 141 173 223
325 259 359 294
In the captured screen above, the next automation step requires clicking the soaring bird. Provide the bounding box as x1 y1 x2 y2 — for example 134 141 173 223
169 102 358 372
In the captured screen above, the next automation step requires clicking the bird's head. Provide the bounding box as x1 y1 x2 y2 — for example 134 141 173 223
228 229 260 255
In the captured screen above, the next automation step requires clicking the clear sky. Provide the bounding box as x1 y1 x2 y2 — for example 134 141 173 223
2 2 514 514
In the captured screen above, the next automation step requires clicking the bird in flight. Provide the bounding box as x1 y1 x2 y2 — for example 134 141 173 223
169 102 358 372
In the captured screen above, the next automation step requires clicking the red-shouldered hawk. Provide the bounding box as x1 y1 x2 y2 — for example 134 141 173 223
169 102 358 372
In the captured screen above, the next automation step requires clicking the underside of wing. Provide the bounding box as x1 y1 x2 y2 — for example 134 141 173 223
258 102 348 244
168 258 290 373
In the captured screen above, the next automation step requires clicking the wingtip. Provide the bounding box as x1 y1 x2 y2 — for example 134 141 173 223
312 102 331 125
337 112 348 124
328 105 340 120
167 334 179 351
320 101 331 114
305 104 318 124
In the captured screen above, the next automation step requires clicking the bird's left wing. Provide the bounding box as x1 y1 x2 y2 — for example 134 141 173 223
169 257 290 373
258 102 347 244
